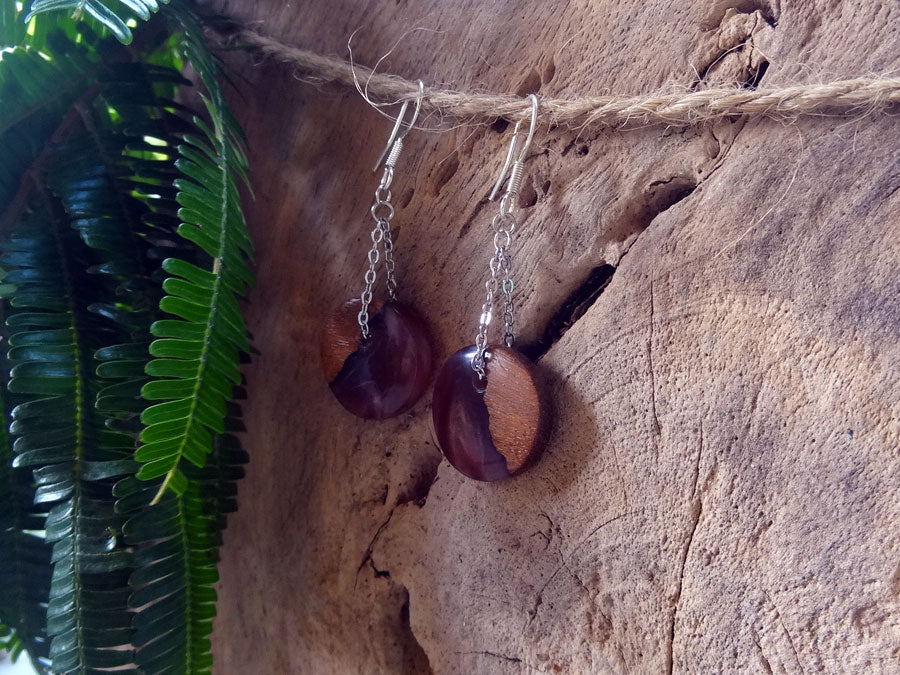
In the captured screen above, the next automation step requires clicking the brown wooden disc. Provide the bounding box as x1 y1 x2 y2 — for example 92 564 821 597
320 298 432 419
432 344 550 481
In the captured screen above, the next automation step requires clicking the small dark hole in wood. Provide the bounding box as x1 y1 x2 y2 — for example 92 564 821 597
743 59 770 89
491 118 509 134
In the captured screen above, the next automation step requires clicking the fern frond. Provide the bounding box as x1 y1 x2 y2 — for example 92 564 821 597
26 0 170 45
0 315 52 674
1 6 253 672
137 2 252 504
3 206 137 673
116 409 246 673
46 42 251 672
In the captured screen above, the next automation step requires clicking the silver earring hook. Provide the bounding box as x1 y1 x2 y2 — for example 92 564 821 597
470 95 538 379
357 83 424 339
373 79 425 172
488 93 538 202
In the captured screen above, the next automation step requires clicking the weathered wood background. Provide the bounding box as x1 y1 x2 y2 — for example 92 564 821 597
205 0 899 672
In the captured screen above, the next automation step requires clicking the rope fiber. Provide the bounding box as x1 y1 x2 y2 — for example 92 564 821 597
220 26 900 129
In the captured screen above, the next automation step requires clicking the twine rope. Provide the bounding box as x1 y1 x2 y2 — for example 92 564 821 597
223 26 900 129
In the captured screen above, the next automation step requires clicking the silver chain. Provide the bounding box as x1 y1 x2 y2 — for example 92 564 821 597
358 162 399 340
469 93 537 379
473 195 518 379
381 200 398 301
355 84 424 340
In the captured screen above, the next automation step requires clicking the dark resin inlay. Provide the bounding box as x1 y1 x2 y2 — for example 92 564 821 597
432 345 547 481
322 299 432 420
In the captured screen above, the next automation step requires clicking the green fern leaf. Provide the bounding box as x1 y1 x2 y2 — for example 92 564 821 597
136 3 252 504
0 306 53 674
116 422 245 673
46 51 247 673
3 206 137 673
26 0 170 45
1 6 253 672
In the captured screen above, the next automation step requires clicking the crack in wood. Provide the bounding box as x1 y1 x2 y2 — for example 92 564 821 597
356 455 441 586
691 419 705 499
764 590 808 674
696 5 774 93
355 510 395 587
457 650 524 665
751 627 775 674
527 513 628 628
667 498 704 674
522 264 616 361
648 278 662 450
399 588 433 674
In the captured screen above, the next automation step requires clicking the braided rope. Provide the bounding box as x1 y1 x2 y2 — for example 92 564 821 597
222 27 900 129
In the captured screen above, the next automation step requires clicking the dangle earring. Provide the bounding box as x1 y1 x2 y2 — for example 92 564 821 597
432 95 550 481
321 82 433 419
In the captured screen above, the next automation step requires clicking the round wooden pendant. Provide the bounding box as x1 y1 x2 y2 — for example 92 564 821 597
321 298 432 419
432 344 549 481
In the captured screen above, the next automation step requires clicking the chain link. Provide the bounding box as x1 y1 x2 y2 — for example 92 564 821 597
357 170 398 339
472 210 517 379
381 215 398 301
357 218 384 340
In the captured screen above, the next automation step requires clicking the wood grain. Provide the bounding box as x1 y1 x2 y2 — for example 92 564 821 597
483 346 547 474
320 297 379 382
205 0 900 672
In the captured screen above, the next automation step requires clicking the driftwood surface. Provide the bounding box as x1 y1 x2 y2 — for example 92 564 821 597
206 1 899 672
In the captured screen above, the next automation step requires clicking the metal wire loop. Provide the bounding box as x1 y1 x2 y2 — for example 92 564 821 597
493 229 511 251
373 80 424 173
371 200 394 222
488 94 538 202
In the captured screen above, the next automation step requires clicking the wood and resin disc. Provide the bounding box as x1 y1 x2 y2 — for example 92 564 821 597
432 344 549 481
321 298 432 419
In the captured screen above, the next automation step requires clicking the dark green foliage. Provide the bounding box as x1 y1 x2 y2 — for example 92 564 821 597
27 0 170 45
0 44 91 216
4 207 136 673
116 418 246 673
136 1 252 504
0 333 52 674
0 1 253 672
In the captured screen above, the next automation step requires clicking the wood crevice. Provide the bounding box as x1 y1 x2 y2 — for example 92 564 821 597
667 497 704 674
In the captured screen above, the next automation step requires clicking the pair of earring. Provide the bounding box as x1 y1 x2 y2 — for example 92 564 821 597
320 85 549 482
